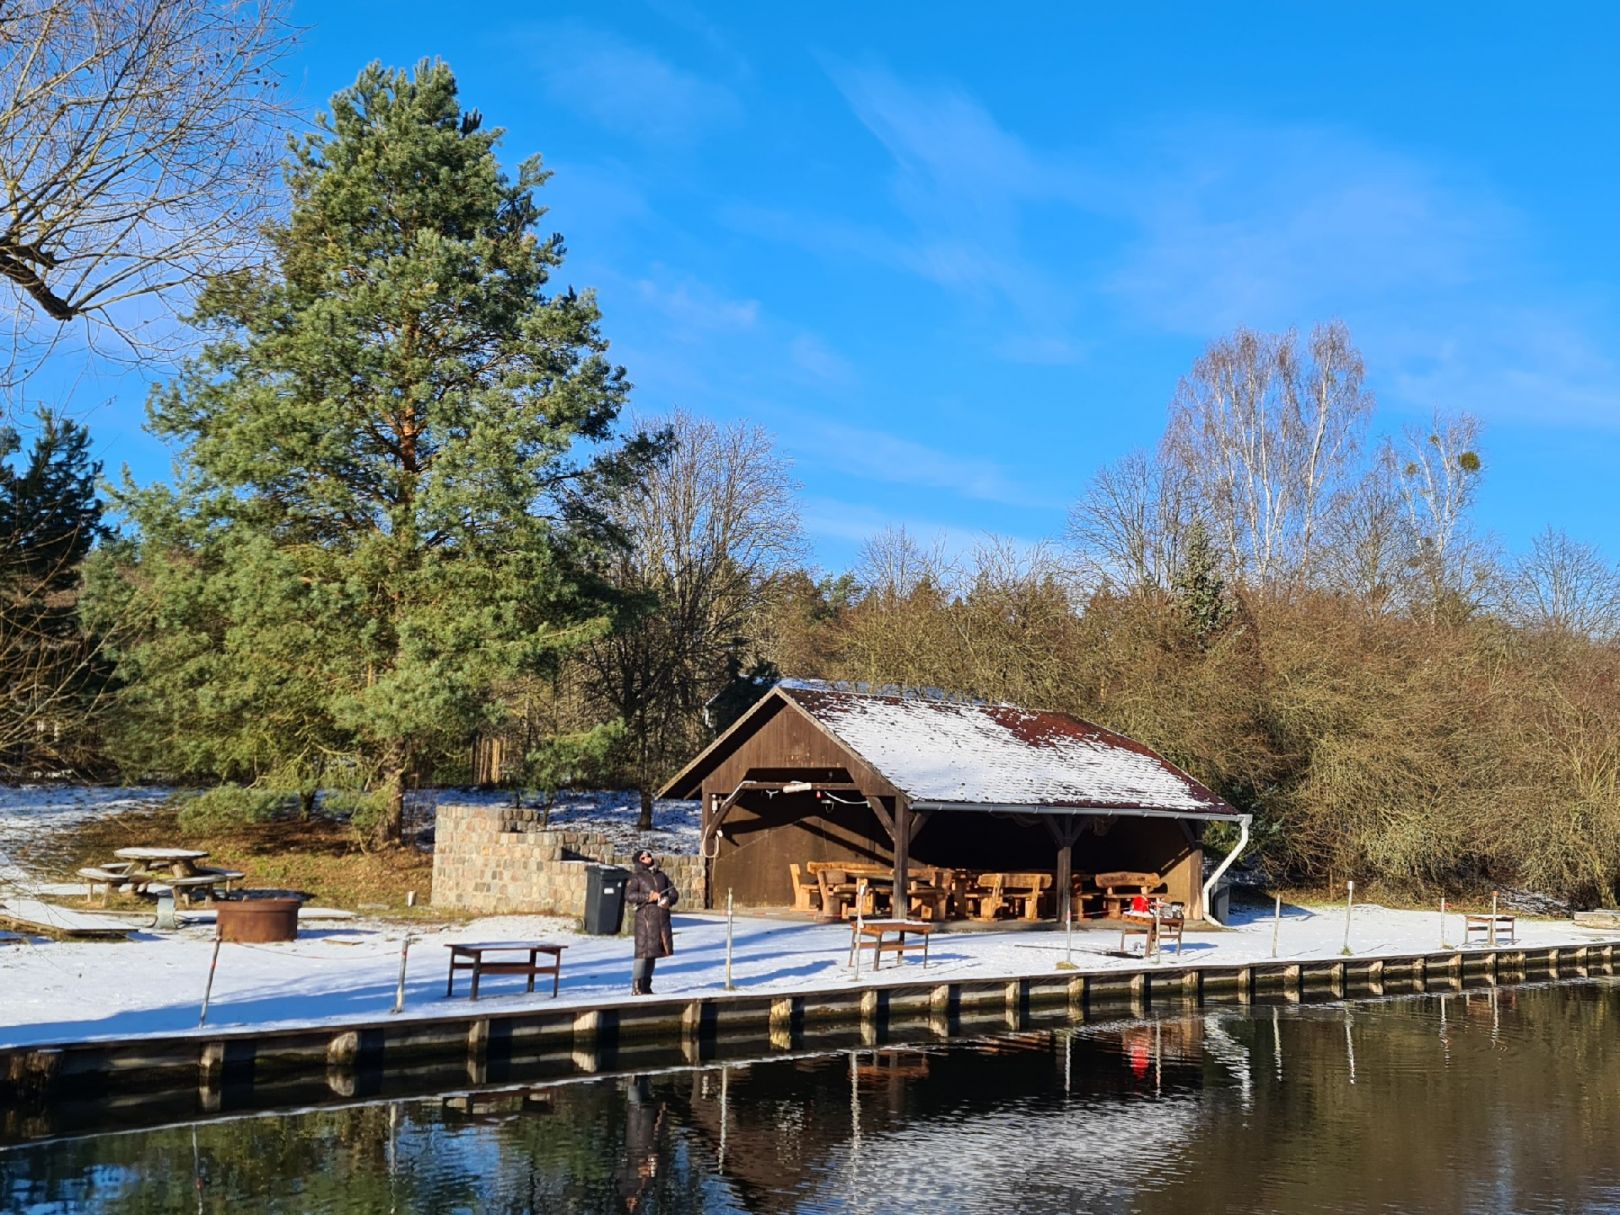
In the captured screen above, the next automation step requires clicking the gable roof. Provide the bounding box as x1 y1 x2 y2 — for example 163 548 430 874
661 682 1234 818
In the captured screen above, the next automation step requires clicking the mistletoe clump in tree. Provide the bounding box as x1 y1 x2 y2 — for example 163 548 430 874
104 61 649 840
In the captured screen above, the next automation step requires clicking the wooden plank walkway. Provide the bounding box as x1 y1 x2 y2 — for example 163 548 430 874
0 899 138 939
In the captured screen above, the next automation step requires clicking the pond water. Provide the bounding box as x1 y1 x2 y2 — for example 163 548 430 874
4 980 1620 1214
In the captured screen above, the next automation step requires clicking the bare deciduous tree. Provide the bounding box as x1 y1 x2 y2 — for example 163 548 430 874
1165 321 1373 587
1319 457 1412 616
582 411 804 828
0 0 293 385
1065 450 1189 593
1390 411 1488 621
1507 527 1620 642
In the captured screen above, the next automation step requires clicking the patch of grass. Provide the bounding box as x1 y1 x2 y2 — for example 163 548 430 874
53 806 435 913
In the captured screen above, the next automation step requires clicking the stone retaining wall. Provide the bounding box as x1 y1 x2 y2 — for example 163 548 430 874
432 804 704 918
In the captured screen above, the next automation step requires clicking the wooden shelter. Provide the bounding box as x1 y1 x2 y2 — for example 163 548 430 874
661 682 1249 923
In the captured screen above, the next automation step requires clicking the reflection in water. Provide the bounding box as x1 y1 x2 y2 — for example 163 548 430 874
2 980 1620 1213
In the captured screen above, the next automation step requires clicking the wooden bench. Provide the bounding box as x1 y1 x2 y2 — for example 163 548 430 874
848 919 933 970
788 863 822 913
1464 914 1517 946
905 878 950 921
445 941 567 1000
78 865 148 904
1000 872 1053 921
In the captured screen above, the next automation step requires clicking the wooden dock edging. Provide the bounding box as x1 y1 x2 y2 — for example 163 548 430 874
4 940 1616 1115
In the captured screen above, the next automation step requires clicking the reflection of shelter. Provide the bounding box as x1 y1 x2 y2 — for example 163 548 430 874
667 1025 1213 1214
661 682 1249 921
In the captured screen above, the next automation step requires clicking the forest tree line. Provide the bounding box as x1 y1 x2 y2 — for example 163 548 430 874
1 12 1617 902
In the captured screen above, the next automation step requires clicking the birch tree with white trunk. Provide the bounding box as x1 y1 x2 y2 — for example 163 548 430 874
1164 321 1373 588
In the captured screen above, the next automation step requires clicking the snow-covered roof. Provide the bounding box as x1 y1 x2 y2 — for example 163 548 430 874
664 683 1233 817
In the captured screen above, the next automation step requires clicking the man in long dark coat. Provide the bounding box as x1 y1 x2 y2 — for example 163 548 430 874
626 848 677 995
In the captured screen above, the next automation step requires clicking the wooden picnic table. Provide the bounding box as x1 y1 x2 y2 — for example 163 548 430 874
848 919 933 970
445 941 567 1000
83 848 244 907
114 847 210 876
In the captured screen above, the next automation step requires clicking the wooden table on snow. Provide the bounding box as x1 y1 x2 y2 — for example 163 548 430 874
1464 914 1517 946
1119 911 1185 958
445 941 567 1000
849 919 933 970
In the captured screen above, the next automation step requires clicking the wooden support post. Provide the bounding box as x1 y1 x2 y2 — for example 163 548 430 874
1413 955 1427 992
199 1041 225 1086
1068 973 1088 1015
1237 967 1253 1004
465 1020 488 1063
1284 963 1302 1002
1005 980 1024 1028
860 987 881 1026
1368 959 1385 996
1047 816 1082 925
769 997 795 1050
1055 837 1072 925
893 798 911 916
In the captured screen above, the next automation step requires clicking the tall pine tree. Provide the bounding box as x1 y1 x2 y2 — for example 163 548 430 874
102 62 647 839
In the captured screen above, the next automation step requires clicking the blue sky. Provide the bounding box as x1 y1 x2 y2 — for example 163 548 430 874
35 2 1620 569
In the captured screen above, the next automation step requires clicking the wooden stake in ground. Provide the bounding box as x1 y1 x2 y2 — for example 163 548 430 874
1441 897 1451 949
1340 881 1355 956
1272 894 1282 958
724 889 735 992
199 937 222 1027
852 878 868 980
391 936 413 1015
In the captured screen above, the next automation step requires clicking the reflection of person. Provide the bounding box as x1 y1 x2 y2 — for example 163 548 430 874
627 849 678 996
619 1075 666 1211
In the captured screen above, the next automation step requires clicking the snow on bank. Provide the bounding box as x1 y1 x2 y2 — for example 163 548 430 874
0 901 1612 1049
414 788 701 852
0 785 700 884
0 786 173 883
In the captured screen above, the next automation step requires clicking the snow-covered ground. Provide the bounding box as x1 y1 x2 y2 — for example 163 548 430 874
0 900 1612 1049
414 788 701 852
2 784 1613 1051
0 784 700 886
0 785 173 883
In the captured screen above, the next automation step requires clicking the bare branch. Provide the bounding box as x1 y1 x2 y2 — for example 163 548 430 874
0 0 295 389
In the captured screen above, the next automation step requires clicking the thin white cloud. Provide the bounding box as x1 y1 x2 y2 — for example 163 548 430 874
787 420 1062 510
799 65 1620 431
816 62 1092 324
788 333 855 384
996 334 1090 366
1102 120 1516 333
799 495 1039 561
634 272 760 333
534 23 740 144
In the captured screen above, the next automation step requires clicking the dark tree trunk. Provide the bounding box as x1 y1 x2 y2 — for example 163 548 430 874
637 786 654 833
